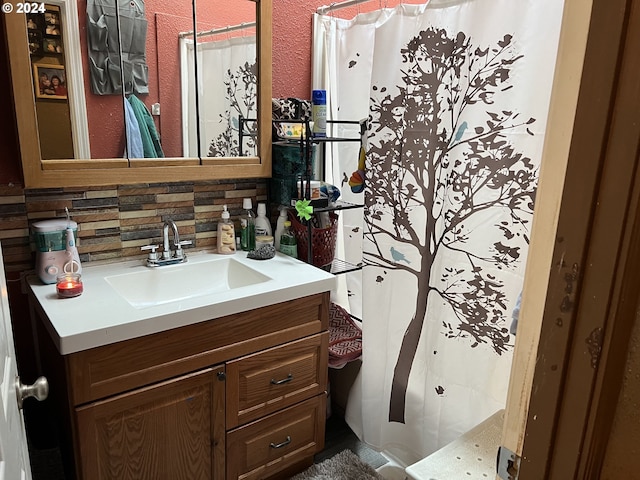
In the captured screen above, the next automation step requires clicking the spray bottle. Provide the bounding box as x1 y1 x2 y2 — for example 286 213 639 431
274 206 288 251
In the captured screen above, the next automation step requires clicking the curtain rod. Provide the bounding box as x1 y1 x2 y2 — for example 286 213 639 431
317 0 381 14
179 21 256 39
317 0 469 14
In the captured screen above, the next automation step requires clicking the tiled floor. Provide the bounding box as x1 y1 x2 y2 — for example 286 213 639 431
316 412 389 470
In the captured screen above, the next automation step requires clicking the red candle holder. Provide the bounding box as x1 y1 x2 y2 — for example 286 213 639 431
56 273 83 298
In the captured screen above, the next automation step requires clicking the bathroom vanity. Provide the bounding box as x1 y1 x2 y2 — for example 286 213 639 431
27 252 335 480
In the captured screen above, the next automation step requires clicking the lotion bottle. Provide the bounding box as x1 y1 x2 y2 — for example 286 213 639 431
255 202 272 237
217 205 235 254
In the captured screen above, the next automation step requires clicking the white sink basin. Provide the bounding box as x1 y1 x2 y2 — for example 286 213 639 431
104 257 271 308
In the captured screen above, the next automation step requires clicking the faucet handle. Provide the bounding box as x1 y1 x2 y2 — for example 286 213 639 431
141 244 160 262
174 240 192 260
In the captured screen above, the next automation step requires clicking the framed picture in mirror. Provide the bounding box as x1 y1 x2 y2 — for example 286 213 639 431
44 10 60 28
28 30 43 55
33 63 68 100
45 22 61 36
43 37 63 54
26 15 40 31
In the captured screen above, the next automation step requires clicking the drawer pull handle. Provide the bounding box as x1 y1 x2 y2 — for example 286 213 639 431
270 374 293 385
270 436 292 449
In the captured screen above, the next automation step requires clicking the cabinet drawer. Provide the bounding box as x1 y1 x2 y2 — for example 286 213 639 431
226 332 328 428
226 395 326 480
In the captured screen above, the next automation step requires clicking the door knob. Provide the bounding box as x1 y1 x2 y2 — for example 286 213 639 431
15 375 49 410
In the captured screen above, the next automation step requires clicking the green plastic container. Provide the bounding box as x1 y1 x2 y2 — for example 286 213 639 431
272 141 316 176
270 175 298 206
32 219 78 252
271 141 317 205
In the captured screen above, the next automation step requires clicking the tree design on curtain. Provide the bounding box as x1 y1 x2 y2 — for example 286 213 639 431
208 60 257 157
364 28 538 423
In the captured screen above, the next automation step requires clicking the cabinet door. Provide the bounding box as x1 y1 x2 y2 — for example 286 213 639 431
76 366 225 480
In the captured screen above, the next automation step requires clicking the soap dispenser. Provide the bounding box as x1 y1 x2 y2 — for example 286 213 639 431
217 205 236 254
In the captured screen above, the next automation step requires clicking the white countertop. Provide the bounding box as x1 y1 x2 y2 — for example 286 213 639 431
28 251 336 355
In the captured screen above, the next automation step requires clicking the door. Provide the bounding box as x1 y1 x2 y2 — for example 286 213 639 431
501 0 640 477
499 0 594 466
0 244 32 479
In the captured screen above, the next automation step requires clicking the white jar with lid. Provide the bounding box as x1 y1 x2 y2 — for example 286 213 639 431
255 235 274 250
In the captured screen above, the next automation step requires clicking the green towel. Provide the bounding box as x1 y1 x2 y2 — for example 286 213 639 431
127 95 164 158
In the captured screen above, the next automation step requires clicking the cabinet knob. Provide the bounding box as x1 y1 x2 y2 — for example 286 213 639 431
217 371 226 381
15 375 49 410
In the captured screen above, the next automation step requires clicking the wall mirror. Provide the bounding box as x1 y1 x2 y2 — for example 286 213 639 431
4 0 271 188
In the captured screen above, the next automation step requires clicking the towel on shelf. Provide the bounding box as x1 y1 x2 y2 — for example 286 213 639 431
328 302 362 369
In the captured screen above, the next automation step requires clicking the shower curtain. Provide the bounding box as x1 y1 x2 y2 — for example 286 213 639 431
313 0 563 465
180 35 257 157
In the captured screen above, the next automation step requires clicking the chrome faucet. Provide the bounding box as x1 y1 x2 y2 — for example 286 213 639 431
141 219 192 267
163 219 181 259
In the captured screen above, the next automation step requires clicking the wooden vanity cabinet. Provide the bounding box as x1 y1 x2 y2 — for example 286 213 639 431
32 292 330 480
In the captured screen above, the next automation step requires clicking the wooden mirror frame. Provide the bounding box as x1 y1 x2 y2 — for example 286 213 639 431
3 0 272 188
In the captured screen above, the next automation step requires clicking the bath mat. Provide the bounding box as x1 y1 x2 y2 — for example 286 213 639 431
290 449 385 480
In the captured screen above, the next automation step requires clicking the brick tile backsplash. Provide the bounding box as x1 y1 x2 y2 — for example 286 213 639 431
0 180 267 273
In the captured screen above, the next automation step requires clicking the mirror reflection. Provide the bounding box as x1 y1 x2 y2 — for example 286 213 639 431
190 2 257 158
26 0 256 161
27 2 87 159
